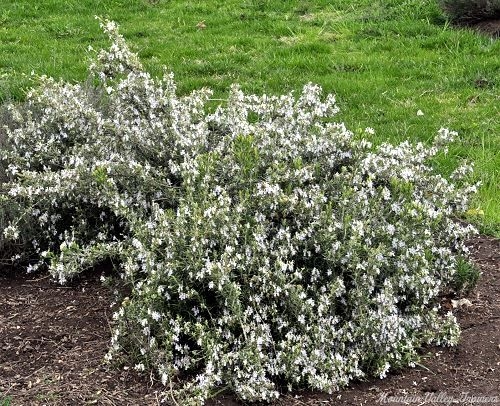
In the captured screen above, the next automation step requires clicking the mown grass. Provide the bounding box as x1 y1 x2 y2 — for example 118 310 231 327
0 395 11 406
1 0 498 235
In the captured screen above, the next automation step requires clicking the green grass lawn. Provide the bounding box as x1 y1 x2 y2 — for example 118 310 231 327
1 0 498 235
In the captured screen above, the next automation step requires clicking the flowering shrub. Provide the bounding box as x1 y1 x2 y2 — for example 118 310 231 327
0 104 34 266
0 19 479 404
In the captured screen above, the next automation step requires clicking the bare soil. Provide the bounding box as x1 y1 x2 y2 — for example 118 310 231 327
470 19 500 38
1 236 499 405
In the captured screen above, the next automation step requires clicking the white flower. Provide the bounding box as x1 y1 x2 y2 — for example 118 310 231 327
364 127 375 135
3 225 20 240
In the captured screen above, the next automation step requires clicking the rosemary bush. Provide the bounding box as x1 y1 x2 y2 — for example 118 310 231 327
1 19 478 404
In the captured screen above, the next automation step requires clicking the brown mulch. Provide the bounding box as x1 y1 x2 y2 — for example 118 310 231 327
1 236 499 405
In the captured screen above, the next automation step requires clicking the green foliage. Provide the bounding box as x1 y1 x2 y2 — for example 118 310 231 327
439 0 500 24
451 256 481 293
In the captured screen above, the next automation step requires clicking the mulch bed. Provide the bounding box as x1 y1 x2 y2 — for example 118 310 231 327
1 235 499 405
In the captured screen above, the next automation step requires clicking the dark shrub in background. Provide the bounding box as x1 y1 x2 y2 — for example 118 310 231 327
439 0 500 25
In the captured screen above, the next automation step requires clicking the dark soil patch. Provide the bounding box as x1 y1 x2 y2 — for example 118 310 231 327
1 236 499 405
0 272 160 405
471 19 500 38
451 17 500 38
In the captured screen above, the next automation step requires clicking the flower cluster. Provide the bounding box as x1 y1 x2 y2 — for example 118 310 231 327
0 19 477 404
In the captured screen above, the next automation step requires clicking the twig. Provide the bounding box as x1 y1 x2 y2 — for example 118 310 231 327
23 365 46 381
25 274 51 282
414 361 436 375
